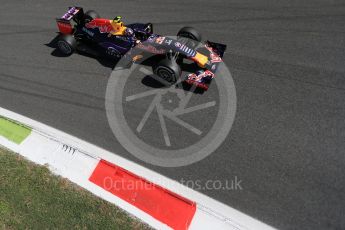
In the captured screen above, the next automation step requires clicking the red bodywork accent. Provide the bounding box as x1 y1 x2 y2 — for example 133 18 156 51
185 70 214 91
57 20 73 34
186 79 209 90
89 160 197 230
86 18 113 33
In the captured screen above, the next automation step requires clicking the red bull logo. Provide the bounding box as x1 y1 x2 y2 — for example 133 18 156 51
86 19 114 34
205 45 222 63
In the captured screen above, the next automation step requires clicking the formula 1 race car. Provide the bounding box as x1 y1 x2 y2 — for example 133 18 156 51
55 7 226 90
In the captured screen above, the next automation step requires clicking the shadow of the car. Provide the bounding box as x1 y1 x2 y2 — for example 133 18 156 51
141 75 165 88
141 75 205 94
177 81 205 94
45 34 71 57
45 34 119 69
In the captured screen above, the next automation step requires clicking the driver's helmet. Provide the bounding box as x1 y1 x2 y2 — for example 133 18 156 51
124 27 134 37
113 16 122 23
110 16 127 35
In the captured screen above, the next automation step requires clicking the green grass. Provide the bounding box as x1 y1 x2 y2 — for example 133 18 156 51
0 117 31 144
0 148 151 230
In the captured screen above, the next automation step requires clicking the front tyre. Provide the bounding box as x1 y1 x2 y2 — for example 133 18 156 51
57 35 77 56
153 58 181 85
177 27 202 42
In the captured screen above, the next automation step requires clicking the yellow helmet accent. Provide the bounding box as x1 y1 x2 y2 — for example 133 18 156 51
110 17 127 36
113 16 122 23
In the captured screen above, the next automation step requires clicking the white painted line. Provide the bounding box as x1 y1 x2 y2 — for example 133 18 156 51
0 107 275 230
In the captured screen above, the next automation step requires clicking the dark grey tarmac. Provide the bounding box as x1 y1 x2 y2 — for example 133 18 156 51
1 1 344 229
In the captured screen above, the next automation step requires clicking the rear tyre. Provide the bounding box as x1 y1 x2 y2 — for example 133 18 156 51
84 10 100 23
153 59 181 85
57 35 77 56
177 27 202 42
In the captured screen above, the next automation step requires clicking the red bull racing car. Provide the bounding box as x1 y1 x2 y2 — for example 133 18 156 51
55 7 226 91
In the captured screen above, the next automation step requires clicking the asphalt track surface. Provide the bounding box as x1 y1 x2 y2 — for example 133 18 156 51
1 1 345 229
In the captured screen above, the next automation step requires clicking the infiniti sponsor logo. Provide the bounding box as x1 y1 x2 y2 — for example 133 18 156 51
82 27 95 37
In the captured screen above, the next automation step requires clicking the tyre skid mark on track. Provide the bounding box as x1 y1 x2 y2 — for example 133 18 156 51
0 61 108 77
154 13 345 26
0 72 105 103
0 29 56 36
0 86 104 112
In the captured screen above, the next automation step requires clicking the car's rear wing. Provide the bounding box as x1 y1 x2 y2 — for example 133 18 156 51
56 7 84 34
